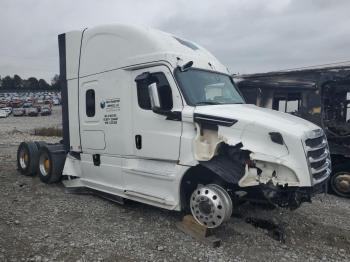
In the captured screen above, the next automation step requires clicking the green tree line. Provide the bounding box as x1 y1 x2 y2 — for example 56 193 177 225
0 74 61 91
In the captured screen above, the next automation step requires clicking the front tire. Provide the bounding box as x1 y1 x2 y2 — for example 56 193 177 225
190 184 233 228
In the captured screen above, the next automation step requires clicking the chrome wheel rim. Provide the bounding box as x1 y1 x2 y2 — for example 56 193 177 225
39 153 50 176
19 150 29 169
190 184 233 228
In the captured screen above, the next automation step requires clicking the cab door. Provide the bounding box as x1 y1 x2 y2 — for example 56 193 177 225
122 65 183 205
79 77 106 151
131 65 183 160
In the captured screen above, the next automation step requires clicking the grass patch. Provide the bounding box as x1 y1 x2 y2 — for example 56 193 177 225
33 127 63 137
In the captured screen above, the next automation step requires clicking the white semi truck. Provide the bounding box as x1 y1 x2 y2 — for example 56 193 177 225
17 24 331 228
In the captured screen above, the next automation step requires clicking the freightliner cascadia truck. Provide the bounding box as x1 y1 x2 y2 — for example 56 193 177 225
16 24 331 228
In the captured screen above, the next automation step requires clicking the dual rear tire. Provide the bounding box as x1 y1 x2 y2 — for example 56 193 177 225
17 141 65 183
17 141 39 176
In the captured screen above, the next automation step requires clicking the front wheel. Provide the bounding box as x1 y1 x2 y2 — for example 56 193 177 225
190 184 233 228
330 171 350 198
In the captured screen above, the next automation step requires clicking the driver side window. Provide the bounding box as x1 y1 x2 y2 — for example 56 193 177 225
136 72 173 111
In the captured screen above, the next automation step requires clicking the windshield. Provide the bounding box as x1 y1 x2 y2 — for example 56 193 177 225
175 68 245 106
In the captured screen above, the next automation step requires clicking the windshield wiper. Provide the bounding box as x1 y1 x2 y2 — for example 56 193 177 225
195 101 221 106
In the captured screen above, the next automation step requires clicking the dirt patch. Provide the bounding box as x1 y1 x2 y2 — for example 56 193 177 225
32 127 63 137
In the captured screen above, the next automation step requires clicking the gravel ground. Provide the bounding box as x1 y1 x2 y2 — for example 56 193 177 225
0 107 349 261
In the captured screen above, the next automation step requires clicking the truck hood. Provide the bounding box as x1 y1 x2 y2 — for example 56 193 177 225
194 104 319 136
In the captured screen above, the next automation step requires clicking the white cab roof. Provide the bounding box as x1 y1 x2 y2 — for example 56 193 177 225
66 24 228 78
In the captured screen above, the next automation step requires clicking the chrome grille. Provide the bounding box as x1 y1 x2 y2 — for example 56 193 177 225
304 130 331 183
305 136 324 148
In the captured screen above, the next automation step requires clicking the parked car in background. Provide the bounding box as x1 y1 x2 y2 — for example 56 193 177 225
27 107 39 117
23 102 32 108
43 100 53 109
0 91 60 107
22 103 32 115
53 98 60 105
33 104 42 113
0 109 8 118
10 101 23 108
40 106 52 116
13 108 26 117
2 107 12 116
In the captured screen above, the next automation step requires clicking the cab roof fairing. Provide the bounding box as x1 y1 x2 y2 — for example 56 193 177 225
66 24 229 77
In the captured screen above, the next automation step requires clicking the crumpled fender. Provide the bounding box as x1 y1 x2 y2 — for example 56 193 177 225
199 143 250 184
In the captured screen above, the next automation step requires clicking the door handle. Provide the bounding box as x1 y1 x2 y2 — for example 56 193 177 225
93 154 100 166
135 135 142 150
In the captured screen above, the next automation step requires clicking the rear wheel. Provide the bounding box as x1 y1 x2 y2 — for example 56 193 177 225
17 142 39 176
34 141 47 150
190 184 233 228
38 145 66 184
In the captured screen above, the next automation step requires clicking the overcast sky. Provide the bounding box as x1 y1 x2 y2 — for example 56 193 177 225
0 0 349 82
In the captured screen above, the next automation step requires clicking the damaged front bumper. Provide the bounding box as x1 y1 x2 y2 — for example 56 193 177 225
259 177 329 209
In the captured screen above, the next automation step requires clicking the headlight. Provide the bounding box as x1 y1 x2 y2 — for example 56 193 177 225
306 129 324 139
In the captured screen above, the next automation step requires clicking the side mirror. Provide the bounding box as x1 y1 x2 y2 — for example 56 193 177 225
148 83 161 109
147 82 181 121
